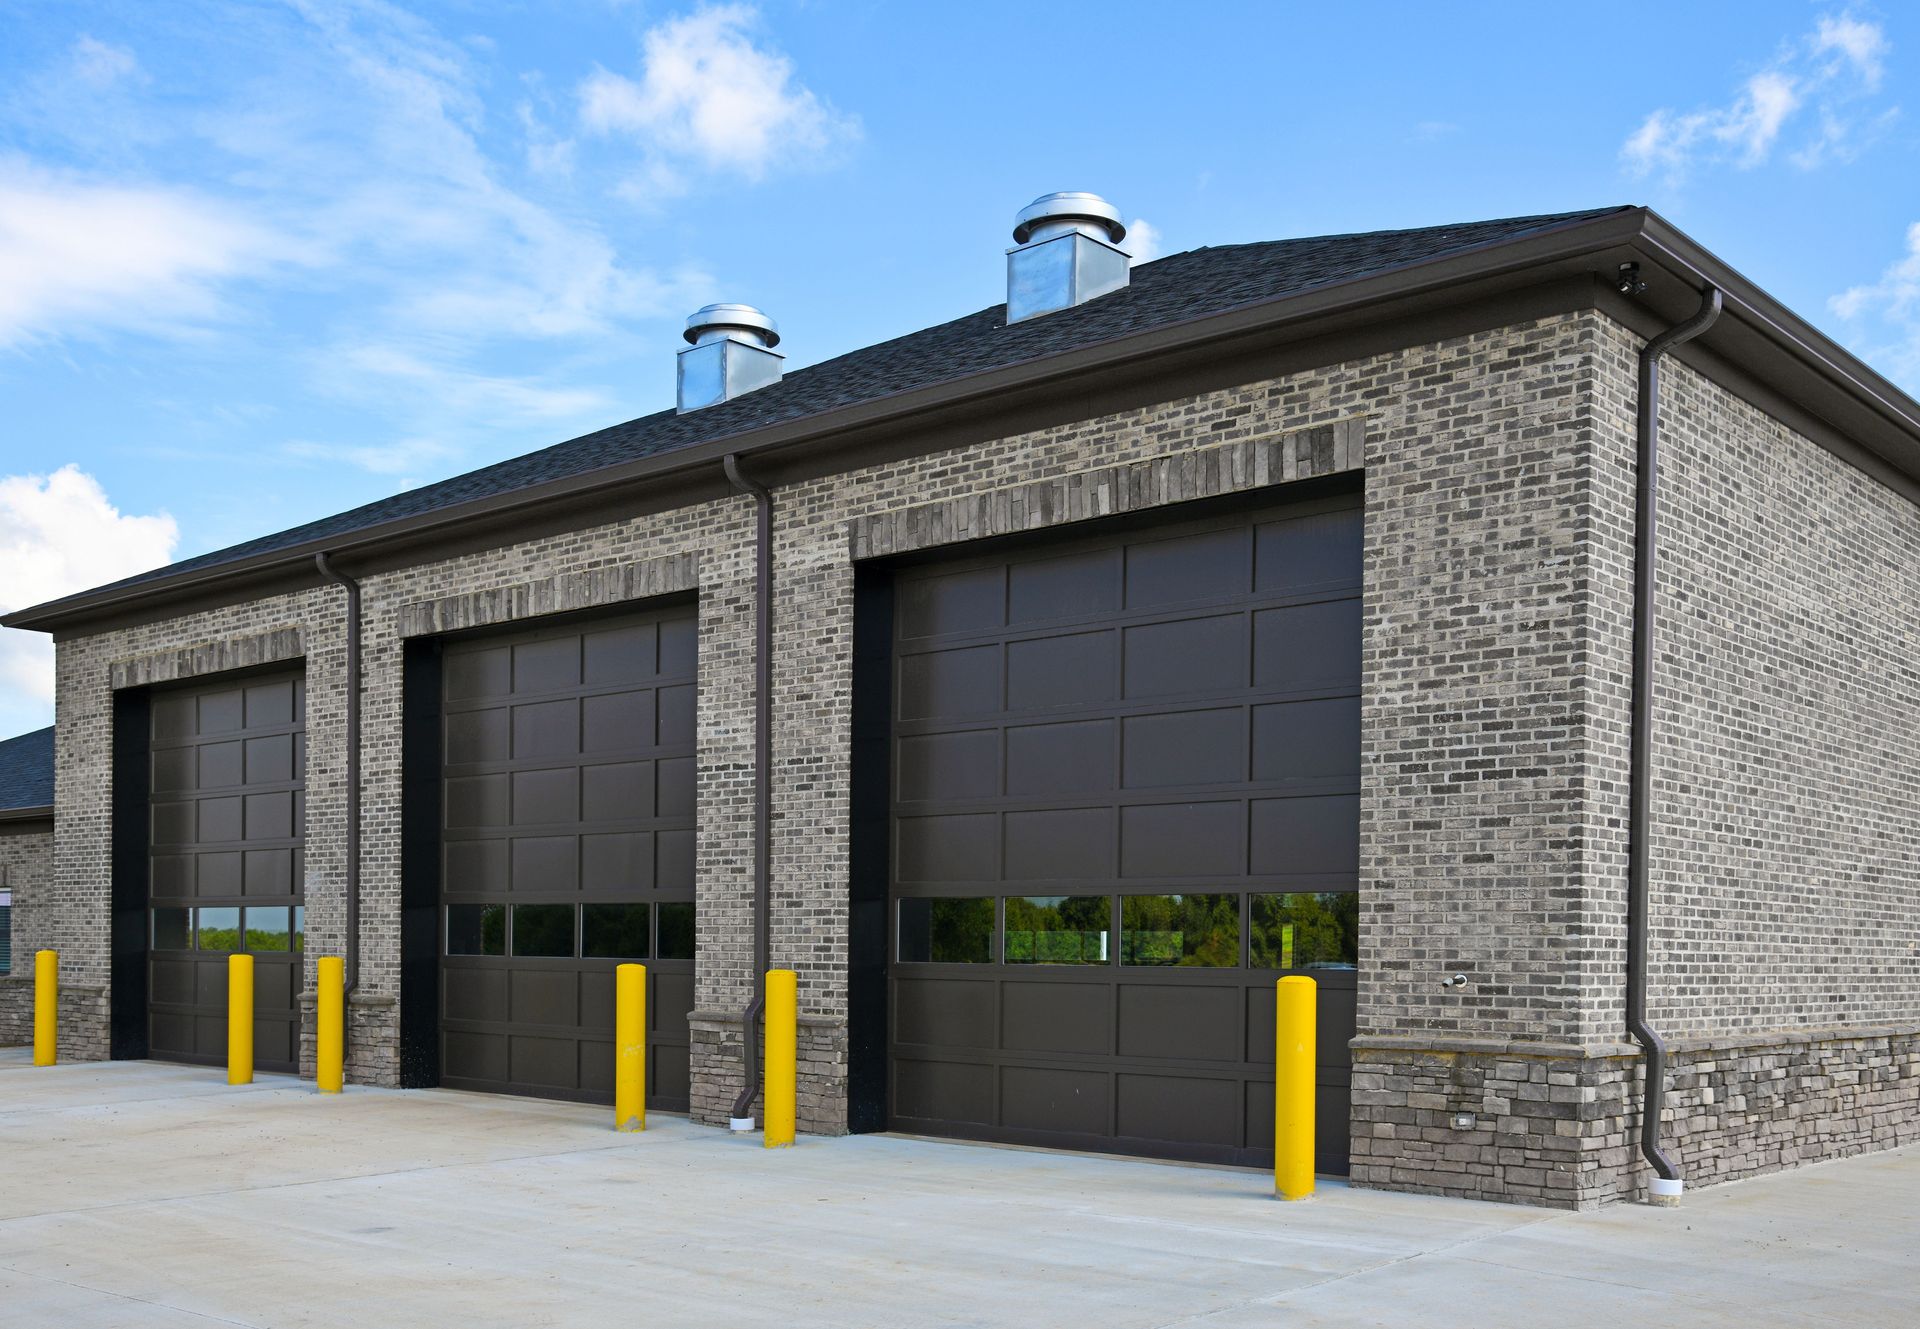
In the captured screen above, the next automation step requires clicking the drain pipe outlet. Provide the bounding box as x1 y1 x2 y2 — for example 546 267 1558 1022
1626 285 1722 1202
314 553 362 1071
723 454 774 1131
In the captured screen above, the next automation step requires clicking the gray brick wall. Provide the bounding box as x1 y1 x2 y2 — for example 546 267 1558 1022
0 823 52 1046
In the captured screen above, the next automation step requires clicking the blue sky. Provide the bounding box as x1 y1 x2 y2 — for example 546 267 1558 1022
1 0 1915 738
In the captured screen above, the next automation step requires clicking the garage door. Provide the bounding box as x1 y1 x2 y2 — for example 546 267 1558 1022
148 670 306 1071
439 606 696 1108
887 495 1360 1171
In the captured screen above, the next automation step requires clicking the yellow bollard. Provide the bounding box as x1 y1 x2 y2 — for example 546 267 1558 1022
317 955 344 1093
614 963 647 1133
228 953 255 1085
1274 975 1317 1201
765 968 797 1148
33 950 57 1066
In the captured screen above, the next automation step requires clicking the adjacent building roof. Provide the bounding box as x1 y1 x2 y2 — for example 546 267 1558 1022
0 726 54 816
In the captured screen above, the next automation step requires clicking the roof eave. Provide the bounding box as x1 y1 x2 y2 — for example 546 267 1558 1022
11 205 1920 635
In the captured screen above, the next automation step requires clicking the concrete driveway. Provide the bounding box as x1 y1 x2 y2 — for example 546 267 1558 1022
2 1047 1914 1328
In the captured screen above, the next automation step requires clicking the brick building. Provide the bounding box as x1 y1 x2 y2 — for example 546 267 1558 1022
6 198 1917 1208
0 725 55 1046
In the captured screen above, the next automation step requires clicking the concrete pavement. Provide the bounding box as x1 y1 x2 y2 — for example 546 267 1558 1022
2 1047 1913 1328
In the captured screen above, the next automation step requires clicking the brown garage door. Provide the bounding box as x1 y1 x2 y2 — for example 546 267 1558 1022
439 606 696 1108
148 670 306 1071
887 495 1360 1171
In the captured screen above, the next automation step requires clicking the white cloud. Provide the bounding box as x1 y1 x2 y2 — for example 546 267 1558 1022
0 466 178 720
1622 13 1893 180
71 36 140 88
1815 13 1889 87
1829 221 1920 387
0 159 286 349
580 3 859 183
1126 218 1164 265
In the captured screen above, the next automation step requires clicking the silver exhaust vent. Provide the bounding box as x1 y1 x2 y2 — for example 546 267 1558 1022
676 303 784 412
1005 192 1130 324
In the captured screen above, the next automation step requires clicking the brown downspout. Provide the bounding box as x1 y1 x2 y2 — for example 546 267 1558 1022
1626 285 1722 1202
722 454 773 1129
314 553 361 1072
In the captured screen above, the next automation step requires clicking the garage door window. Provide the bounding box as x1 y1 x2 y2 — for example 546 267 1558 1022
1120 894 1240 967
1005 895 1110 964
246 908 292 952
899 897 993 963
657 902 696 960
1249 892 1358 970
196 907 240 952
583 903 649 960
511 904 575 957
447 903 505 956
154 907 191 951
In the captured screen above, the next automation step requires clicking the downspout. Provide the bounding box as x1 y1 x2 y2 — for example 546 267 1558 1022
1626 285 1722 1201
314 553 362 1072
722 454 774 1130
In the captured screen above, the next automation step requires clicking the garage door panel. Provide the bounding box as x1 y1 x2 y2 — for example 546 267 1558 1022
510 1034 579 1089
509 968 578 1027
255 1018 294 1068
1120 801 1245 878
896 977 995 1048
244 848 293 897
1123 616 1246 698
584 622 655 685
1253 601 1363 691
1117 984 1239 1062
1125 528 1249 609
1009 547 1120 624
440 604 695 1111
199 741 244 790
1250 795 1361 875
895 1058 995 1125
1122 708 1244 789
445 1030 508 1082
152 958 195 1005
445 839 509 893
888 496 1359 1172
446 708 510 765
254 960 294 1009
1004 808 1111 880
899 565 1005 640
1255 508 1363 594
1005 720 1113 797
1002 1066 1108 1135
652 971 694 1031
657 684 697 746
1002 981 1108 1055
511 768 578 825
512 637 580 694
446 966 510 1023
1118 1073 1240 1148
656 830 695 891
899 645 1002 720
1007 631 1116 711
513 699 580 760
197 851 242 897
898 730 999 803
897 814 998 883
582 691 652 752
652 1044 691 1103
581 832 651 891
245 733 295 785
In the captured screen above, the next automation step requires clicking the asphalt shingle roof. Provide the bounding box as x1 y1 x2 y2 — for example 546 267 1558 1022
105 206 1629 595
0 726 54 813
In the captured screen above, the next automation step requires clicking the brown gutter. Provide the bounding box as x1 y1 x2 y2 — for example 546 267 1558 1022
9 207 1920 637
0 805 55 825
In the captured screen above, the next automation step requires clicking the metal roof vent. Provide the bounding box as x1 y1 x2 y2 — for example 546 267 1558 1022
1006 192 1130 324
677 303 784 412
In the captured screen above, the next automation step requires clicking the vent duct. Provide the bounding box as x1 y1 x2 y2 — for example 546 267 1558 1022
1006 192 1130 324
677 304 784 412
